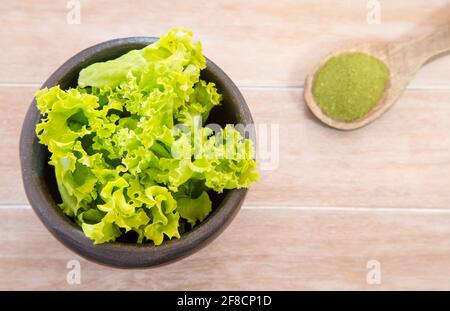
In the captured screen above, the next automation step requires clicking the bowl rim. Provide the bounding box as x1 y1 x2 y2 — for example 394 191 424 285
19 37 253 268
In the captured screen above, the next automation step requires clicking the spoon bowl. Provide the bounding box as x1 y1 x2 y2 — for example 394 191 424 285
305 24 450 130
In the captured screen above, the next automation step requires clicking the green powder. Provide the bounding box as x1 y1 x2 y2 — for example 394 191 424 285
312 52 389 122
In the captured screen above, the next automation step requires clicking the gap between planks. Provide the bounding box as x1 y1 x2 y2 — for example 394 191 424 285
2 204 450 213
1 82 450 91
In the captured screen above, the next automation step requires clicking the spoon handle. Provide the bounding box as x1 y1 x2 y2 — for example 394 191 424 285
419 23 450 61
406 23 450 65
386 23 450 76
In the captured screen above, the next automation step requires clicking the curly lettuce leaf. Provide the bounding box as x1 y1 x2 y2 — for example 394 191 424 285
176 191 212 227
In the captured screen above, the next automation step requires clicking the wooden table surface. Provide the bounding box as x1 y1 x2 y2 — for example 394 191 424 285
1 0 450 290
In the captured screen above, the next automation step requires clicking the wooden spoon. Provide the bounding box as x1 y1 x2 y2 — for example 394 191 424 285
304 24 450 130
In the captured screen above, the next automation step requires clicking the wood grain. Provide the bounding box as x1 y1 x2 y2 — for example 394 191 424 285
0 87 35 205
1 206 450 290
1 0 449 87
4 86 450 208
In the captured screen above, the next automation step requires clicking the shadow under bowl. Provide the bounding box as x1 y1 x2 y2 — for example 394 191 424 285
19 37 254 268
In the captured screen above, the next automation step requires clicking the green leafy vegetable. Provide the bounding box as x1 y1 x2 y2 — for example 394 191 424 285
35 27 259 245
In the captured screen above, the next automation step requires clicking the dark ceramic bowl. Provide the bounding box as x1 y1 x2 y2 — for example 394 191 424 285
20 37 253 268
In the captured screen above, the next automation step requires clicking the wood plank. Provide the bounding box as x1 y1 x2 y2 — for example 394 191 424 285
1 0 449 87
4 86 450 208
248 88 450 208
1 206 450 290
0 87 35 204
